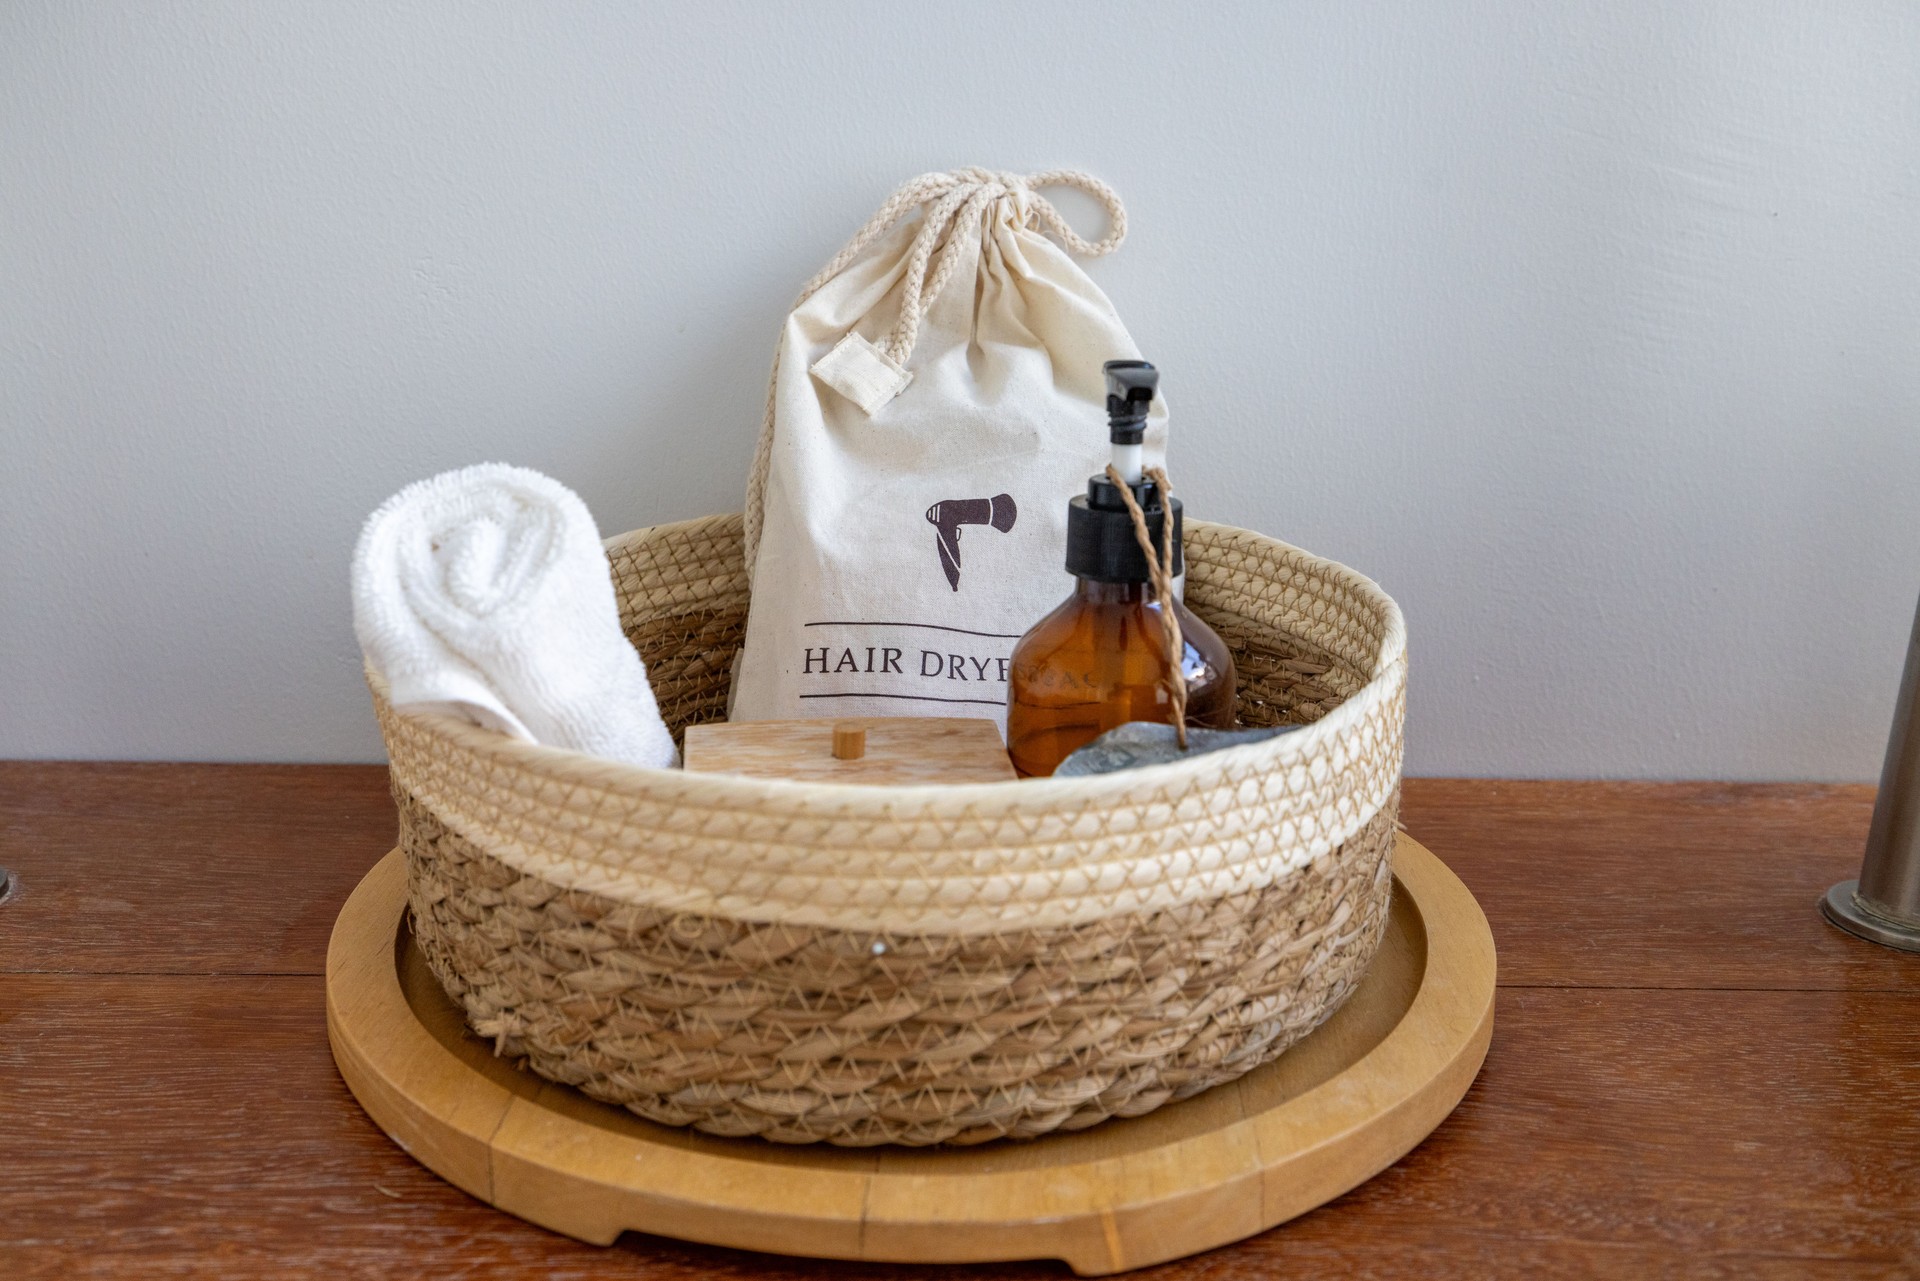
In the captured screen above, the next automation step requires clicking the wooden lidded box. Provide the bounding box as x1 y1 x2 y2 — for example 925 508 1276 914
683 716 1016 785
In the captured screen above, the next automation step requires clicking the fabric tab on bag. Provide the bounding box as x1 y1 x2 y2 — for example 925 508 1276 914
810 332 912 415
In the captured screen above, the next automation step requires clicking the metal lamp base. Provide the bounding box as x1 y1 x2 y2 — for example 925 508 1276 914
1821 880 1920 953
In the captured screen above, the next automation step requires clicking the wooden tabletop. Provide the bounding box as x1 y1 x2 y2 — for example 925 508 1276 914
2 765 1915 1278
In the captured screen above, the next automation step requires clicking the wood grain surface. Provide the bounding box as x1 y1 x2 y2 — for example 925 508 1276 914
3 764 1917 1278
324 837 1493 1272
682 717 1017 784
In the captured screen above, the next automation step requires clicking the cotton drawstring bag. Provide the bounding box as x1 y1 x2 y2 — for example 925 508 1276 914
732 167 1166 729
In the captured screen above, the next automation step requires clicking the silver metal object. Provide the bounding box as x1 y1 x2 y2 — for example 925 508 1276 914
0 867 13 906
1823 593 1920 952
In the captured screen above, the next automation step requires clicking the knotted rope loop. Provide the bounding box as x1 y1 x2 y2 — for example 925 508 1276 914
1015 169 1128 258
1107 464 1189 748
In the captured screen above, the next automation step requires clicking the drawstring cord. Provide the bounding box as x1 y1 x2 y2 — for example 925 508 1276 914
794 168 1128 367
745 169 1128 563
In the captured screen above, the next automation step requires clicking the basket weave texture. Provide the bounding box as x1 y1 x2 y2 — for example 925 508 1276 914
377 514 1407 1146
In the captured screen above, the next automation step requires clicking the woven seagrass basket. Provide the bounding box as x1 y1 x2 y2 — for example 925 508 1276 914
373 514 1407 1147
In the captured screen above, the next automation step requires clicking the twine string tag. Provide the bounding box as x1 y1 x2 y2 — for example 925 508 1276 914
1106 464 1189 749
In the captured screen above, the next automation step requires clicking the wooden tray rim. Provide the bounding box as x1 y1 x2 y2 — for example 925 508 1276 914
326 834 1495 1275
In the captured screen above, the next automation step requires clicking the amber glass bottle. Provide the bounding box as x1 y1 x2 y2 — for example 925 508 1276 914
1007 579 1235 777
1005 360 1237 777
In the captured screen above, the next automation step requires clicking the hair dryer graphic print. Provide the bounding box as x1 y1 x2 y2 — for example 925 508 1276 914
925 494 1018 591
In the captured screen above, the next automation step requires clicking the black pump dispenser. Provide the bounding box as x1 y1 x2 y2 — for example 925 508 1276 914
1065 360 1181 582
1103 359 1157 445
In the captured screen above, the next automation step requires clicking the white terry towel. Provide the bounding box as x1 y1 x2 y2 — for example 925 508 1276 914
352 463 678 769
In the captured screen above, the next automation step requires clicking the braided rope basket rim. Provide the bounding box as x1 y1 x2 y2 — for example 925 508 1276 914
374 518 1406 936
376 514 1408 1145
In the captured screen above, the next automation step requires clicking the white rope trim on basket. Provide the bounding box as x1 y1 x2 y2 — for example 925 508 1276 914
372 518 1410 935
743 168 1128 566
375 660 1407 934
390 704 1404 935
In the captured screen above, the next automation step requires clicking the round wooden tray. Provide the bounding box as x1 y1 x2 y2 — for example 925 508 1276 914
327 833 1495 1275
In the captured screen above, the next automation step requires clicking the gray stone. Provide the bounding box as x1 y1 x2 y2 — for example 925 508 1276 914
1053 721 1306 777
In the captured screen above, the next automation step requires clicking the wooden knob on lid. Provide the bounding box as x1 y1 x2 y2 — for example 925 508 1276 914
832 723 866 761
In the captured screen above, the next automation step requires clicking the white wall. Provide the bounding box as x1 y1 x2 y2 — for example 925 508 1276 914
4 1 1917 778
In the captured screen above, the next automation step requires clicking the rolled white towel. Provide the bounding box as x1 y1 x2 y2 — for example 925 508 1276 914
351 463 678 769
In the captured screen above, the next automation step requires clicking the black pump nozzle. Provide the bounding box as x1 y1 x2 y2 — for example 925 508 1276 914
1070 357 1177 581
1103 360 1158 445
